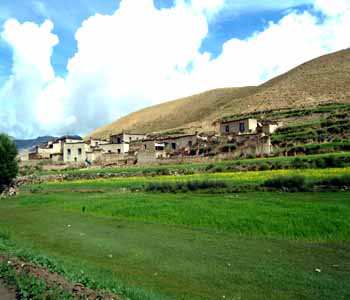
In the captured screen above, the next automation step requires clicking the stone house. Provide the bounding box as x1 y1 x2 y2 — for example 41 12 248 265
63 142 90 163
132 134 198 164
37 136 82 161
110 133 147 154
160 134 198 152
220 118 258 135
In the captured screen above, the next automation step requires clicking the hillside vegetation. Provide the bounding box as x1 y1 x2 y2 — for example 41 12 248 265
88 49 350 139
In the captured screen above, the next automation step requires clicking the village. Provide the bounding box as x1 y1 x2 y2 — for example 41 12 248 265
19 117 282 167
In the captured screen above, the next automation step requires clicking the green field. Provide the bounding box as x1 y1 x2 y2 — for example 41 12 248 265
1 170 350 299
34 152 350 178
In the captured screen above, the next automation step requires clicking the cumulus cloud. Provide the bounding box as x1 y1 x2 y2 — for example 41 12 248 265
0 0 350 138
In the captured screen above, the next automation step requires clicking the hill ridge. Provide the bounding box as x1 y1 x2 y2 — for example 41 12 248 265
87 49 350 139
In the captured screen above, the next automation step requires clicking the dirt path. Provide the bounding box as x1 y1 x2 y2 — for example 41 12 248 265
0 281 16 300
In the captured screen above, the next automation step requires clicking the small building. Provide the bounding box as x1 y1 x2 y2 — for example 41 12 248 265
110 132 147 144
110 132 148 154
36 136 83 160
220 118 258 135
63 142 90 163
50 153 63 162
161 134 198 152
98 143 126 155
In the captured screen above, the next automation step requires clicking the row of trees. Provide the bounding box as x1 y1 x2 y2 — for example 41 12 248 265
0 134 18 192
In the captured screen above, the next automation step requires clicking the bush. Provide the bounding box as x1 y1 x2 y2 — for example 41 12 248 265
145 180 228 193
315 158 327 168
291 157 308 169
317 175 350 188
258 163 270 171
263 176 306 192
0 134 18 192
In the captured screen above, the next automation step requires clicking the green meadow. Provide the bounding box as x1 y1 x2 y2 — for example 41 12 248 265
1 166 350 299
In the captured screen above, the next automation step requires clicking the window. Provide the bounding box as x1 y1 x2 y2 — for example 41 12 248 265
78 148 82 155
117 137 121 144
239 122 245 132
74 157 77 162
67 149 71 155
129 137 132 141
188 141 192 147
118 149 121 154
108 150 112 153
144 144 147 150
225 125 230 133
171 143 177 150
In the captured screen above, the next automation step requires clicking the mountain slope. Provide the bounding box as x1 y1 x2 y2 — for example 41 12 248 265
14 136 56 150
88 49 350 139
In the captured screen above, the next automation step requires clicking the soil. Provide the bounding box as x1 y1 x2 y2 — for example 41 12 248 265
0 281 16 300
0 255 123 300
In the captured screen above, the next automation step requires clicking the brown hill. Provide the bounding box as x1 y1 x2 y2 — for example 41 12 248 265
87 49 350 139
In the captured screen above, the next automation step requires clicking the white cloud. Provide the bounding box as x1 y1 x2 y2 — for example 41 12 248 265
0 0 350 138
314 0 350 16
0 19 75 137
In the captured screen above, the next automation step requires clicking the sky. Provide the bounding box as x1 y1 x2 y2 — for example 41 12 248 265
0 0 349 138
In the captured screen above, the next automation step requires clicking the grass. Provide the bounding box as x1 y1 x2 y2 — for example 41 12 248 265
24 167 350 193
1 187 350 299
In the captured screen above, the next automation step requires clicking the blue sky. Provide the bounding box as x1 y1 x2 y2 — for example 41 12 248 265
0 0 314 78
0 0 349 138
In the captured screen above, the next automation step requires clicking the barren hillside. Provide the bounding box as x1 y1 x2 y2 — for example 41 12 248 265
87 49 350 139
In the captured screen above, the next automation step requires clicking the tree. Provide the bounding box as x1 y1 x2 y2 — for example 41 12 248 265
0 134 18 192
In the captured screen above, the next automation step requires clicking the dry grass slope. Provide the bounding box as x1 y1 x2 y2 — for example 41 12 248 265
88 49 350 139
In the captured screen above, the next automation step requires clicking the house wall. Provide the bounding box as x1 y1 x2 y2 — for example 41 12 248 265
262 124 279 135
220 119 257 135
110 133 147 145
89 139 110 147
234 134 272 156
86 151 103 162
162 135 197 150
51 154 63 162
63 143 90 163
37 147 53 159
99 143 127 154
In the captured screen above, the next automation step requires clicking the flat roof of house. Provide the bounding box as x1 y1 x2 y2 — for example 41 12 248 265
110 132 147 137
64 142 86 145
134 134 197 143
220 117 257 124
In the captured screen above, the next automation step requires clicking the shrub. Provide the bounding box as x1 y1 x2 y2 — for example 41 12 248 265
315 158 327 168
0 134 18 192
291 157 308 169
263 176 306 192
145 180 228 193
317 175 350 188
258 163 270 171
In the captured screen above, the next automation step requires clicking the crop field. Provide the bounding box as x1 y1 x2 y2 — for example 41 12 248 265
24 167 350 193
1 166 350 300
33 152 350 177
